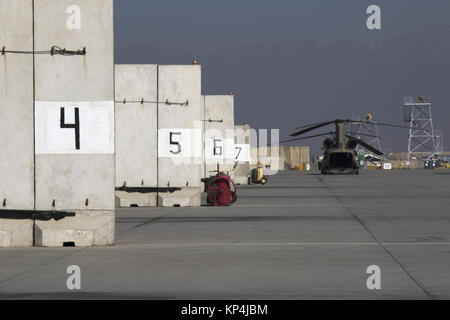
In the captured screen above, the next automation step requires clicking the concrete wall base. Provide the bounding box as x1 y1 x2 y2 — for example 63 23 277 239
34 211 115 247
158 188 201 207
0 219 34 247
234 176 249 185
115 191 157 207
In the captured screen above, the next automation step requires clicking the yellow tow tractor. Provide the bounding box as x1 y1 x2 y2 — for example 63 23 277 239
250 162 267 185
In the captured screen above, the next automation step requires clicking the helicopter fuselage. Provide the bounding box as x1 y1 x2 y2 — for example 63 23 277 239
319 148 359 175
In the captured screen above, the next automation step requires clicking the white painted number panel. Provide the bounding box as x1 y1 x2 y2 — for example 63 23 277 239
35 101 114 154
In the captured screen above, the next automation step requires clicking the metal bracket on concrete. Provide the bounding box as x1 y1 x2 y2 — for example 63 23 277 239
202 118 223 123
0 210 75 221
1 45 86 56
115 99 188 106
115 186 181 194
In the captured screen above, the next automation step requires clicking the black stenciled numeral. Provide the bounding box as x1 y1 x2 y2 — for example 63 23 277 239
60 107 80 150
235 146 242 160
170 132 181 154
213 139 223 156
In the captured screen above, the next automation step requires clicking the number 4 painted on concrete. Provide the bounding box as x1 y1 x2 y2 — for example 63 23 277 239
60 107 80 150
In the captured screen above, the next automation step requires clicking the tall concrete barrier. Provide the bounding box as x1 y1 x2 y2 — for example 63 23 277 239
1 0 115 247
115 65 158 207
203 95 235 181
114 64 203 207
279 146 290 170
234 124 251 184
0 0 34 247
157 65 202 206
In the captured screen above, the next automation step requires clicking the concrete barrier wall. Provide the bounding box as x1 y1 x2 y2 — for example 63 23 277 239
385 160 423 170
1 0 115 247
0 0 34 210
203 95 235 178
250 147 258 169
234 124 251 184
0 0 34 247
289 147 300 169
34 0 115 211
158 65 202 189
298 146 310 164
279 146 290 170
114 64 202 206
115 65 157 189
251 145 310 171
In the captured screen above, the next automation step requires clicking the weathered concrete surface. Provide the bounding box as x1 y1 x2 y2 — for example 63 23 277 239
34 0 115 211
0 170 449 298
115 192 157 207
34 0 114 102
289 147 299 168
35 211 114 247
157 65 202 189
203 95 235 179
279 146 290 170
35 155 114 211
0 219 34 248
250 147 258 170
234 124 251 184
32 1 114 246
157 188 201 207
0 0 34 210
157 65 202 206
115 65 157 192
255 146 310 170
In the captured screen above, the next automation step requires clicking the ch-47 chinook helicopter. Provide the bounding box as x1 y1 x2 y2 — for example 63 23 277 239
281 119 414 175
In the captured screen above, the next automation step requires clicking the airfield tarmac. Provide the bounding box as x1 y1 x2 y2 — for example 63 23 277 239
0 169 449 299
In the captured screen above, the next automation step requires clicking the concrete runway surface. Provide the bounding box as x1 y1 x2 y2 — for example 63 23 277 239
0 170 449 299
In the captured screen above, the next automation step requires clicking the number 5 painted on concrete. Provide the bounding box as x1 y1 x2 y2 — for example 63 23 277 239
170 132 182 155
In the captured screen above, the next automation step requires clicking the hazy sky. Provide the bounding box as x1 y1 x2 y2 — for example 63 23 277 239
115 0 450 50
114 1 450 154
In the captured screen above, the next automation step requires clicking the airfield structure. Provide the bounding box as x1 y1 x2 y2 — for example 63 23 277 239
0 0 115 247
350 114 382 156
434 129 444 155
202 95 236 182
233 125 252 184
403 96 440 161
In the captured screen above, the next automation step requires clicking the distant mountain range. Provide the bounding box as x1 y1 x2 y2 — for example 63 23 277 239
116 24 450 154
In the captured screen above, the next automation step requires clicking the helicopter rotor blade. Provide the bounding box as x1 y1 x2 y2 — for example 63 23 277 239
290 120 335 137
347 135 383 156
281 132 334 144
348 132 382 139
294 120 334 130
347 120 429 132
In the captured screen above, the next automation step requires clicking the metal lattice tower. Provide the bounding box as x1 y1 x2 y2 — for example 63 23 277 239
434 129 444 155
403 96 439 161
350 114 382 155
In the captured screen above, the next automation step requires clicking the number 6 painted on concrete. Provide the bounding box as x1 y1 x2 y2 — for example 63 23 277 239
213 139 223 156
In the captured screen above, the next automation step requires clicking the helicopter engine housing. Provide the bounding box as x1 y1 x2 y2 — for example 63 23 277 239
346 138 358 150
323 138 335 149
